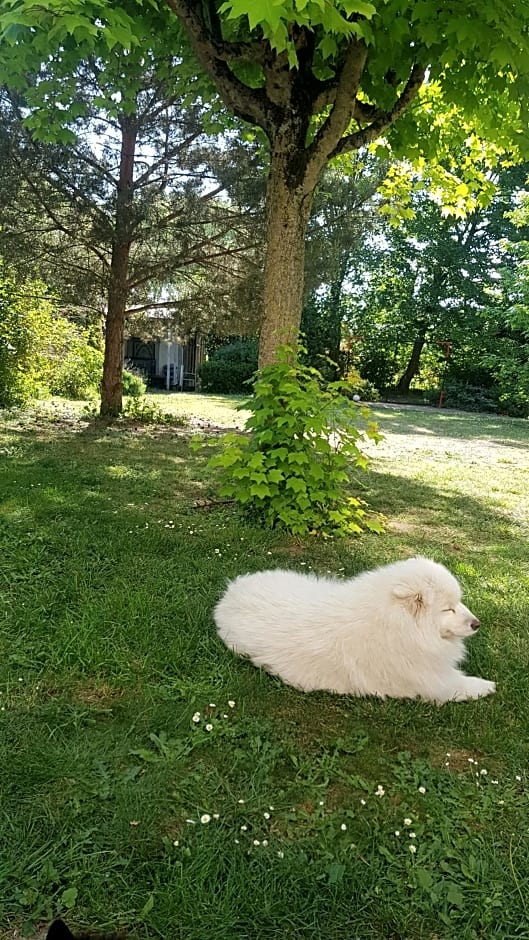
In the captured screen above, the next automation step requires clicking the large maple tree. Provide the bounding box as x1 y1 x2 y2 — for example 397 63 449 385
2 1 529 368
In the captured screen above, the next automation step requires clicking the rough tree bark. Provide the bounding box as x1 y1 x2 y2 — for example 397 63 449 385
100 115 137 417
259 152 313 367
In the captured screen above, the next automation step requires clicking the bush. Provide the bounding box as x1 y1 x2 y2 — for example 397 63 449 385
52 353 146 402
50 339 104 399
0 265 148 408
0 268 59 407
423 382 498 413
199 338 258 393
342 367 380 402
122 367 147 398
480 348 529 417
497 388 529 418
208 347 384 536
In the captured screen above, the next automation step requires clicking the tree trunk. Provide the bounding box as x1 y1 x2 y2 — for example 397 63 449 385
100 116 137 417
258 152 314 369
395 330 427 393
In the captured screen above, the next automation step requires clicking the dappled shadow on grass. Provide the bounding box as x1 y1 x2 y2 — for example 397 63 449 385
4 412 529 939
372 406 529 446
0 423 213 526
362 464 525 556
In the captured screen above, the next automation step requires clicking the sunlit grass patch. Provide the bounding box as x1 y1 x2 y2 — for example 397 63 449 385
0 400 528 938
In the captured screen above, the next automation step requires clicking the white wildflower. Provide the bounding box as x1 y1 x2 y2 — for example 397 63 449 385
228 700 236 708
200 814 211 824
409 844 417 854
340 823 347 831
192 713 201 723
404 818 412 826
264 812 270 819
418 786 426 794
205 723 213 732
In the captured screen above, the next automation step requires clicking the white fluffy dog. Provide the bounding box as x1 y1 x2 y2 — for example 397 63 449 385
214 557 495 704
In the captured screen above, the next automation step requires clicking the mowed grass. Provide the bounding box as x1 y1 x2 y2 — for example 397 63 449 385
1 397 529 939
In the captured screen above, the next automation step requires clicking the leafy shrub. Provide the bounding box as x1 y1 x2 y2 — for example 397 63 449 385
497 388 529 418
423 382 498 413
122 367 147 398
122 397 167 422
342 367 380 402
199 338 258 393
50 339 104 399
0 268 59 407
480 346 529 417
0 265 148 407
53 352 146 401
208 347 384 536
83 396 187 426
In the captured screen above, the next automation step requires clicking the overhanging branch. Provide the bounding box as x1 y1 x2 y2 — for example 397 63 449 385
164 0 276 135
331 63 427 157
304 39 368 185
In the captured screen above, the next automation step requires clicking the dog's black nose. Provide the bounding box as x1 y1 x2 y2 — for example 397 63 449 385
470 618 480 631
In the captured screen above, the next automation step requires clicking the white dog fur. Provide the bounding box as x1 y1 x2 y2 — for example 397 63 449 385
214 556 495 704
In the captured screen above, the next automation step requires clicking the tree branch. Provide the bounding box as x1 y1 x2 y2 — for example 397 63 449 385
134 129 204 189
330 63 427 158
12 160 111 269
164 0 277 135
171 0 267 64
304 40 368 185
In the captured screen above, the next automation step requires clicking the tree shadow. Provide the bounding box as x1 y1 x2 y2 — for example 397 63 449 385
371 407 529 447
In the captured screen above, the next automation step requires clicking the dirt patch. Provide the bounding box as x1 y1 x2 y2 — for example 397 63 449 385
74 682 126 707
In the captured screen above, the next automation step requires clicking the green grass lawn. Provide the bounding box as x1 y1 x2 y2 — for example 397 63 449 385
1 396 529 939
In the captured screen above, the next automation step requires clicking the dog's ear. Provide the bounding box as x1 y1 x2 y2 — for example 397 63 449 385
392 583 430 616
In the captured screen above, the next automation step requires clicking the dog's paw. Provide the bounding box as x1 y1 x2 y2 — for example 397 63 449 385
455 676 496 701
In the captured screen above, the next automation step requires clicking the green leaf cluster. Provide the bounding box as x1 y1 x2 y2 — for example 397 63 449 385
219 0 375 59
209 346 384 536
0 264 113 406
0 265 59 406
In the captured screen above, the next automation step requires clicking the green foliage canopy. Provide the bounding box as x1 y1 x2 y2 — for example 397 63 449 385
2 1 529 184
